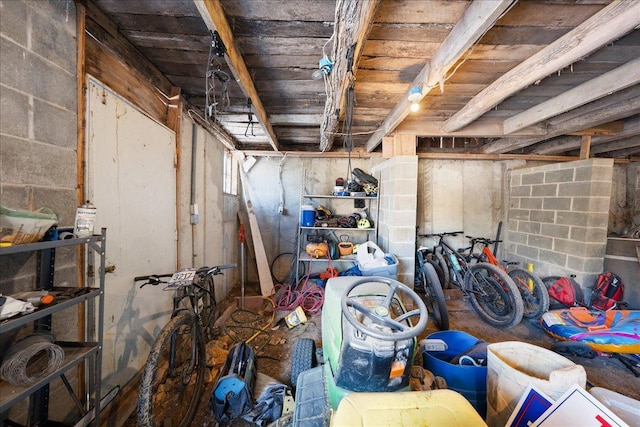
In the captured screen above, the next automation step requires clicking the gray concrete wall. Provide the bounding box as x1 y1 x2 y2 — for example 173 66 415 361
0 0 80 422
240 156 383 285
505 158 614 285
178 122 239 300
416 159 514 256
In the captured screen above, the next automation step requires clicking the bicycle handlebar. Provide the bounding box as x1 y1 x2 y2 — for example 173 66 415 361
465 236 502 246
418 231 464 238
135 264 237 287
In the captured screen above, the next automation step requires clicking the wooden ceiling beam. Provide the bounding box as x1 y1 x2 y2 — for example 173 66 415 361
590 136 640 155
532 116 640 154
567 121 625 136
195 0 280 151
364 0 515 153
320 0 381 152
396 117 546 137
483 89 640 154
504 58 640 134
444 0 640 133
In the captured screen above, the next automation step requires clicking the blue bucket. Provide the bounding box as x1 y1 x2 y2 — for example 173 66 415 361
300 205 315 227
422 330 488 418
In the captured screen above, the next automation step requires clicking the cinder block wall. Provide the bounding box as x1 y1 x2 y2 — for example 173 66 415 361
0 0 80 422
374 156 418 285
505 158 614 285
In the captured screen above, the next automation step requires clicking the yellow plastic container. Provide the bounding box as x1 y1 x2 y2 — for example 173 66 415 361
331 389 487 426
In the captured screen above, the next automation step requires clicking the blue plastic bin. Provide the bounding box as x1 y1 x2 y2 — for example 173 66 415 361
421 330 488 418
359 254 398 279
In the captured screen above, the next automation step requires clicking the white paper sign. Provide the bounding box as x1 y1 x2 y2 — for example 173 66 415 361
531 385 629 427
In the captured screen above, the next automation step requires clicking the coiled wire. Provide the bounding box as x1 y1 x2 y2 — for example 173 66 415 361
0 333 65 386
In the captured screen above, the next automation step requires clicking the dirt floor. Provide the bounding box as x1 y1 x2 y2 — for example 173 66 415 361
124 280 640 426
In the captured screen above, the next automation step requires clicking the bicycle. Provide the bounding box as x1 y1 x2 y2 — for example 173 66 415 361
419 231 524 329
134 264 236 427
415 233 449 330
465 236 549 319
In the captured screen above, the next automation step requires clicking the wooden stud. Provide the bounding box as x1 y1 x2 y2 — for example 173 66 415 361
580 135 592 159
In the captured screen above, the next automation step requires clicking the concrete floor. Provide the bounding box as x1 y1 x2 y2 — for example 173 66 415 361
122 281 640 426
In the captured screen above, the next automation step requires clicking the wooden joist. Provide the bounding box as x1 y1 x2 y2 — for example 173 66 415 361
397 117 546 137
483 89 640 154
444 0 640 133
504 58 640 134
364 0 514 152
195 0 280 152
320 0 380 152
532 115 640 155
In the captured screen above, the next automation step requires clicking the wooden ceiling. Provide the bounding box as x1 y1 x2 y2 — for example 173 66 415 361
88 0 640 158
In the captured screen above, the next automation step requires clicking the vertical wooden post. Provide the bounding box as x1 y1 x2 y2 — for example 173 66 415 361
75 0 88 402
166 86 183 268
580 135 592 159
382 134 416 158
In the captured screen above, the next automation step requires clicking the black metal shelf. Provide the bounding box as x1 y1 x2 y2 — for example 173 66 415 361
0 287 101 334
0 342 98 413
0 229 106 426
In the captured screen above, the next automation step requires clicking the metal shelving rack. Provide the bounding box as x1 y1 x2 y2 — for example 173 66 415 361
0 228 106 426
295 194 379 281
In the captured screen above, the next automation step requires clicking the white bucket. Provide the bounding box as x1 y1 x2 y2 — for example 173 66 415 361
486 341 586 427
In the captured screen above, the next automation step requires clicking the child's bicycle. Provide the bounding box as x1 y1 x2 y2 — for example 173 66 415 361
134 264 236 427
419 231 524 329
465 236 549 319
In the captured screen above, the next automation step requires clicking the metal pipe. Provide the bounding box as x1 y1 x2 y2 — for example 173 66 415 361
191 122 198 266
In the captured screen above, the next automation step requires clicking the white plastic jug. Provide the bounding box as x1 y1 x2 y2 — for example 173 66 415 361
486 341 586 427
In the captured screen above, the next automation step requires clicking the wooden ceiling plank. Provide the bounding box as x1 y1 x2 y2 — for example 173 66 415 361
595 145 640 158
531 115 640 155
444 0 640 133
590 136 640 155
504 58 640 134
320 0 381 152
195 0 280 151
483 91 640 154
530 136 583 155
364 0 515 152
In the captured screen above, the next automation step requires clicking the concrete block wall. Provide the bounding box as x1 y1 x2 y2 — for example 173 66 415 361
374 156 418 285
0 0 79 297
505 158 614 285
0 0 80 422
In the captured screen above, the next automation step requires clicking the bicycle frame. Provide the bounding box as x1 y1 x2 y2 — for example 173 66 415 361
135 263 235 427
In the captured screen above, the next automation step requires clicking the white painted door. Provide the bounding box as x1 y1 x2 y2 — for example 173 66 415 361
86 79 177 392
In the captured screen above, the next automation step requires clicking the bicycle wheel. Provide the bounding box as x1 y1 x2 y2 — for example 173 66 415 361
200 275 217 342
419 263 449 330
138 311 206 427
508 267 549 319
465 263 523 329
432 251 450 289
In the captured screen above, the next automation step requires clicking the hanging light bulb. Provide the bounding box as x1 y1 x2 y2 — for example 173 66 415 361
408 86 422 112
312 57 333 80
